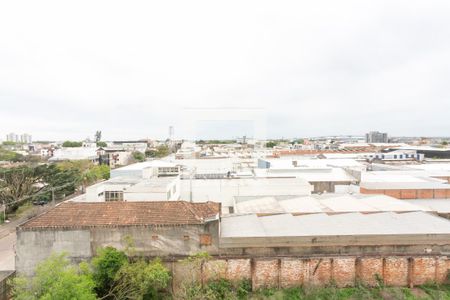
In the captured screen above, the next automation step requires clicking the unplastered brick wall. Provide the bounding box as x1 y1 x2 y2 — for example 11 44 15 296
360 187 450 199
169 256 449 292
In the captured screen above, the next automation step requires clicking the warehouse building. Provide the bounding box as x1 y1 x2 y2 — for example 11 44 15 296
360 171 450 199
220 211 450 256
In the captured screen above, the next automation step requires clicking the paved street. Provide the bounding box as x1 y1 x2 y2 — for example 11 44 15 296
0 203 58 272
0 232 15 271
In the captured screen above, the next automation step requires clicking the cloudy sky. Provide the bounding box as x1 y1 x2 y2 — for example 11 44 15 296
1 0 450 141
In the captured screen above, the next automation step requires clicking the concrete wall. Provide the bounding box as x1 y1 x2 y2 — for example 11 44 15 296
16 230 92 276
360 187 450 199
16 222 219 276
310 181 353 193
169 256 449 293
124 178 181 201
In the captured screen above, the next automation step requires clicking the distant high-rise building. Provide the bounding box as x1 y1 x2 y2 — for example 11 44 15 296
169 126 174 139
6 133 32 143
20 133 32 144
365 131 388 143
6 132 19 143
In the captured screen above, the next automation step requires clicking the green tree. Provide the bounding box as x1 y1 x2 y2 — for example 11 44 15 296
62 141 83 147
97 141 107 147
42 164 80 200
145 145 170 158
2 141 17 146
107 259 171 300
0 165 48 211
265 141 277 148
132 151 146 162
91 246 128 298
57 160 109 187
11 253 96 300
95 130 102 143
0 148 24 162
442 141 448 146
292 139 304 145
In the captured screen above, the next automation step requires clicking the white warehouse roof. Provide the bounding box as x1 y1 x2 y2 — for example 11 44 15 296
220 211 450 247
234 194 424 214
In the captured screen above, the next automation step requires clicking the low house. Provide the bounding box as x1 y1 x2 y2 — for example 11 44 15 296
16 201 220 276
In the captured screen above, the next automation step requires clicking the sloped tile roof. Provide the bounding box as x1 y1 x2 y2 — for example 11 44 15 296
20 201 220 229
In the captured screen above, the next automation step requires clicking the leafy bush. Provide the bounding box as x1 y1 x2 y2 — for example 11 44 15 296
132 151 146 162
237 279 252 299
11 253 96 300
265 141 277 148
109 258 171 300
204 279 233 300
91 246 128 297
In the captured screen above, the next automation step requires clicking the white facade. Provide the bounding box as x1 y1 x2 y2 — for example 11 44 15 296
49 147 99 162
20 133 32 144
111 160 179 179
6 132 19 143
124 177 180 201
81 176 180 202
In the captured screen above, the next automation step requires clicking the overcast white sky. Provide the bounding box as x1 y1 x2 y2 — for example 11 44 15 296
1 0 450 141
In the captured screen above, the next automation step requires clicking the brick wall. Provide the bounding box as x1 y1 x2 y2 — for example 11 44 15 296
361 188 450 199
171 255 449 293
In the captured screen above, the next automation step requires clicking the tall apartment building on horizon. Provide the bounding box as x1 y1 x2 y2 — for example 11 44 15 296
365 131 388 143
6 132 32 143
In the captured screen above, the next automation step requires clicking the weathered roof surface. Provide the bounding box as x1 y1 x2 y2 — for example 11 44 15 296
221 211 450 239
234 194 423 214
20 201 220 229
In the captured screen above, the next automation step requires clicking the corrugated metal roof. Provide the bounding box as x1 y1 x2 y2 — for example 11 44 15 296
221 211 450 238
234 194 424 214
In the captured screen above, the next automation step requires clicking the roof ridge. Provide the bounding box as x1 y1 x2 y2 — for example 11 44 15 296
182 202 203 222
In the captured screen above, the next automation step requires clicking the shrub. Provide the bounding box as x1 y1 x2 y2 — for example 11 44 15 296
11 253 96 300
91 246 128 298
237 279 252 299
204 279 233 300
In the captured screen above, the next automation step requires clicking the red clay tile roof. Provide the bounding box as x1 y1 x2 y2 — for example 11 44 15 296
20 201 220 229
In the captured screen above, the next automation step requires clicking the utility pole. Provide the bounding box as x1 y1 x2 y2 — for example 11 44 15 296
2 200 5 222
52 188 55 206
189 167 196 203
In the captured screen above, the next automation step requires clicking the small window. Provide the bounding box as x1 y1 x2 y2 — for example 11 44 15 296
105 191 123 201
183 235 190 241
152 235 159 240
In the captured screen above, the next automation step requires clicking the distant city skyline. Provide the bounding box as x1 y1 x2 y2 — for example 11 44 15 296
1 1 450 140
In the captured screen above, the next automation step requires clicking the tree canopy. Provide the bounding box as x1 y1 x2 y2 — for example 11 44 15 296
0 161 110 213
0 148 24 162
132 151 146 162
62 141 83 147
96 141 107 147
145 145 170 158
265 141 278 148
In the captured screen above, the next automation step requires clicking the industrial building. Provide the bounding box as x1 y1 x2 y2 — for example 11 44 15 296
233 193 425 215
179 177 313 212
220 211 450 256
360 171 450 199
256 158 360 193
